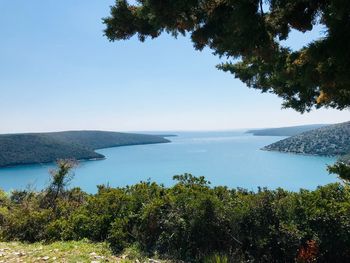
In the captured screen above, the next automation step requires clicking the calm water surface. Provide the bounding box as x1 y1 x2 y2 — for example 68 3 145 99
0 131 338 193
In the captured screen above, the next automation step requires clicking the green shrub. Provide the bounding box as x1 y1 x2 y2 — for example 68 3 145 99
1 167 350 262
204 254 229 263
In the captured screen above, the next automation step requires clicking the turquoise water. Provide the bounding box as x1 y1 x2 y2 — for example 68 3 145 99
0 131 338 193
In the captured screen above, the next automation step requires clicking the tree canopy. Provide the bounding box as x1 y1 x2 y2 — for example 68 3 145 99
103 0 350 112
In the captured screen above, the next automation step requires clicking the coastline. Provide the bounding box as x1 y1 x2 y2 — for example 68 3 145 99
0 140 172 169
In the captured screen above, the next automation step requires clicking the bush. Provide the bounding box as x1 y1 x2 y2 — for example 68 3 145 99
1 167 350 261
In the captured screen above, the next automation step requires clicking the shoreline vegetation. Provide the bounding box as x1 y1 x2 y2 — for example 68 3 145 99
0 161 350 262
0 131 171 168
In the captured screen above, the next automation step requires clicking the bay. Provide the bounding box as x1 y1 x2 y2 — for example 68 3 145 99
0 131 337 193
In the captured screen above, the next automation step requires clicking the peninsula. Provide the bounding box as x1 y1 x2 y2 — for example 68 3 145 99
262 121 350 157
0 131 171 167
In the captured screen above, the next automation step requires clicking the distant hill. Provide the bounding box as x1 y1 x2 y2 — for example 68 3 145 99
262 121 350 156
246 124 328 136
47 131 171 149
0 131 170 167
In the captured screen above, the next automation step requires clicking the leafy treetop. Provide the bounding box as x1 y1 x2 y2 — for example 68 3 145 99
103 0 350 113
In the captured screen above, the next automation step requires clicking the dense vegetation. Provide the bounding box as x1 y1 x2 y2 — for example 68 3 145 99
263 121 350 156
104 0 350 113
0 131 170 167
246 124 327 136
1 161 350 262
47 131 171 150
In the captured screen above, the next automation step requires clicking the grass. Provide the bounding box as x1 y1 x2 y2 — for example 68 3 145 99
0 240 232 262
0 240 153 262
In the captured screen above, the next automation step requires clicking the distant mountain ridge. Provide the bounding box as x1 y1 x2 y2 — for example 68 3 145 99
0 131 170 167
262 121 350 156
246 124 328 136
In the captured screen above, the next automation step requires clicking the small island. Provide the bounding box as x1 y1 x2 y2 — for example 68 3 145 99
0 131 171 167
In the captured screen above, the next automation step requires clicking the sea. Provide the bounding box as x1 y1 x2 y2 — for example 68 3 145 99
0 131 338 193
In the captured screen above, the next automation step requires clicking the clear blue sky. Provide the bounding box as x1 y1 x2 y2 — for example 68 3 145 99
0 0 349 133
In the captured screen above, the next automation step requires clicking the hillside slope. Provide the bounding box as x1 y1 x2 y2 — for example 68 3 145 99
0 131 170 167
246 124 328 136
49 130 171 149
262 121 350 156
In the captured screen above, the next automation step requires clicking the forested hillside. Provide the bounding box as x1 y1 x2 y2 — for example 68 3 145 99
0 131 170 167
48 130 171 149
263 121 350 156
246 124 327 136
